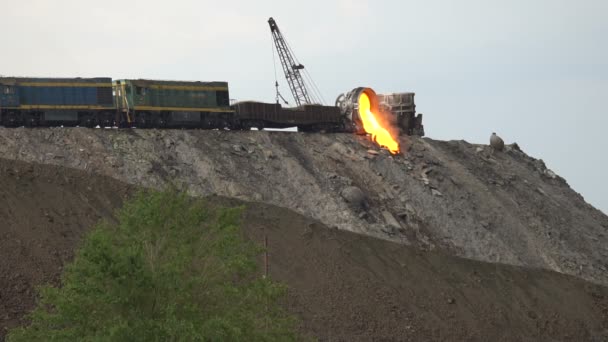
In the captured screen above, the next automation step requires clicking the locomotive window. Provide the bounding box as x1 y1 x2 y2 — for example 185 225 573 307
126 86 131 94
3 86 15 95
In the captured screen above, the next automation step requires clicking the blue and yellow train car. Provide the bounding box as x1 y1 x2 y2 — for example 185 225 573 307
0 77 115 127
113 79 233 128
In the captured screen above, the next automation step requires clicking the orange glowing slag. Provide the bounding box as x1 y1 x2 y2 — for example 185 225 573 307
358 92 400 154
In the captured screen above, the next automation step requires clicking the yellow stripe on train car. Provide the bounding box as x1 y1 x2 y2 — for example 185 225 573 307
145 85 228 91
19 82 112 87
133 106 233 112
16 105 113 110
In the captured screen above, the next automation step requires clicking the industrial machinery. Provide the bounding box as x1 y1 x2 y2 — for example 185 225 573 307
336 88 424 136
377 93 424 136
0 16 424 136
335 87 379 135
268 17 322 106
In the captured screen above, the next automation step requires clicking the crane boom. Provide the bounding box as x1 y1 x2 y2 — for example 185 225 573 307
268 17 313 106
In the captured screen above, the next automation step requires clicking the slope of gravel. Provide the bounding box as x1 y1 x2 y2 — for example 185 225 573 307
1 159 607 341
0 159 130 340
0 128 606 286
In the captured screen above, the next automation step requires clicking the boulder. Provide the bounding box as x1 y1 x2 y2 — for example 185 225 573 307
341 186 367 208
490 133 505 151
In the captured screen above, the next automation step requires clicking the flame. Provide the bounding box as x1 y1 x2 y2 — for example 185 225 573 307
358 92 400 154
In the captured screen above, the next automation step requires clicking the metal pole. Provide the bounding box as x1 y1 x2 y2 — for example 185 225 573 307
264 235 269 278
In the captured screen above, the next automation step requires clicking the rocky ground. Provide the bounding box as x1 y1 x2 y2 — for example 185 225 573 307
0 127 606 287
1 158 607 341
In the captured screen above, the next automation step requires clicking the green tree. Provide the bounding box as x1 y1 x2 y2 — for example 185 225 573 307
8 189 298 341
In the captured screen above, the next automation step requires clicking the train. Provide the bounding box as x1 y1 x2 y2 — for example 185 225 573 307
0 76 423 136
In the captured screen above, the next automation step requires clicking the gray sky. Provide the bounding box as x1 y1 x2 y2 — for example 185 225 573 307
2 0 606 213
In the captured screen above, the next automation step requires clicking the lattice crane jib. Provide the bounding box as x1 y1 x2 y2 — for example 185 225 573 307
268 17 313 107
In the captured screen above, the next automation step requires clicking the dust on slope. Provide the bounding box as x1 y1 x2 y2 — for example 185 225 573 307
1 159 607 341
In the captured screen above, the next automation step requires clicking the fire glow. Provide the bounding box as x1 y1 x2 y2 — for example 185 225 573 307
358 93 400 154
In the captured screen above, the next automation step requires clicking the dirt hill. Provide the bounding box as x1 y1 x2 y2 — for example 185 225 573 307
0 128 606 287
1 159 607 341
0 159 130 340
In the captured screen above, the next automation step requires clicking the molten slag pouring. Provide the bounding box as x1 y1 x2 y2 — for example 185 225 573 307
358 93 400 154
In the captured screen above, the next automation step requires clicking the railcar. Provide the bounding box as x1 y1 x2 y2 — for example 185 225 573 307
230 101 345 132
0 77 114 127
113 79 232 128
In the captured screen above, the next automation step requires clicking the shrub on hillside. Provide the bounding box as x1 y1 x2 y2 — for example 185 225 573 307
8 189 298 341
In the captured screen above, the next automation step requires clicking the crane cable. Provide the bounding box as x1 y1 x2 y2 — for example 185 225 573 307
271 34 278 86
270 33 288 105
283 33 325 105
304 68 326 105
281 30 326 105
283 35 321 104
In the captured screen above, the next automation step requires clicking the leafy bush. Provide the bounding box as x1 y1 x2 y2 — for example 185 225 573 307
8 189 298 341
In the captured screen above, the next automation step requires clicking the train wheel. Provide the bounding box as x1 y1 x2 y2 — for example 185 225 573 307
154 116 167 128
24 114 39 127
79 115 96 128
298 125 312 132
240 121 252 130
98 112 114 128
3 112 21 127
135 113 149 128
220 119 229 130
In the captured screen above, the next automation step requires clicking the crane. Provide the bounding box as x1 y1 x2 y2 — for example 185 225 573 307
268 17 322 106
